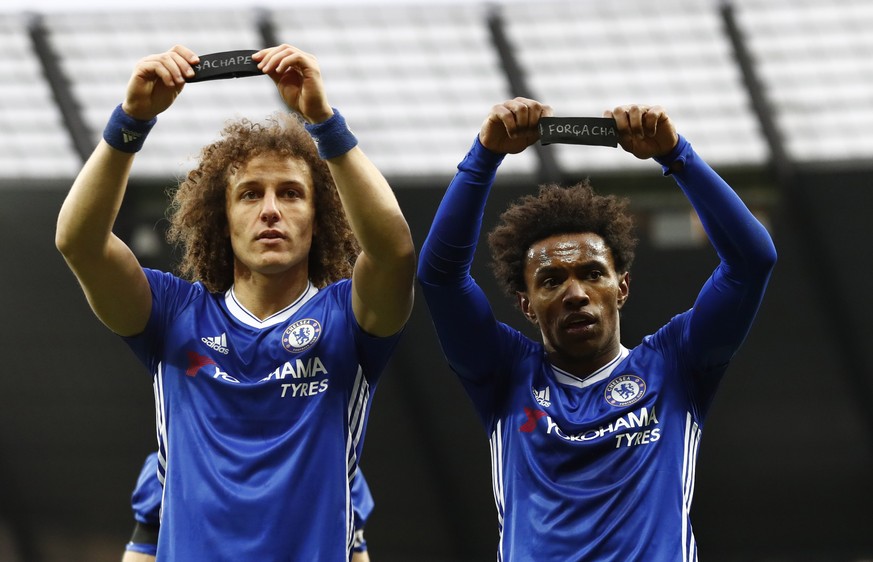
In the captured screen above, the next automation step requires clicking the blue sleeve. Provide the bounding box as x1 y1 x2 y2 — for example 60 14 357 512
350 471 374 553
417 138 520 417
417 137 504 285
333 280 404 388
656 136 777 383
351 471 374 528
122 268 203 374
131 452 162 525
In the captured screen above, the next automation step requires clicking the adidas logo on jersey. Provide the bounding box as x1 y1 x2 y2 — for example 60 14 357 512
532 386 551 407
202 333 230 355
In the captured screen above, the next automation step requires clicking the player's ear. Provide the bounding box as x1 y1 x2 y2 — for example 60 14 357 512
517 291 537 325
617 271 630 309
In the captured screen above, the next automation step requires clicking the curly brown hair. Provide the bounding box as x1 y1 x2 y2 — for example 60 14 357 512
487 181 638 301
166 112 359 293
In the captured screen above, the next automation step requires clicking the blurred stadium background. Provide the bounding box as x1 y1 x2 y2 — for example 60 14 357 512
1 0 872 560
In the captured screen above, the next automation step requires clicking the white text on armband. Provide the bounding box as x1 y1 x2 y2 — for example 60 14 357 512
194 54 253 71
546 123 616 138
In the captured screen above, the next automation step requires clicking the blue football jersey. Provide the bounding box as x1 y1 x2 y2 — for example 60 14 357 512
481 321 706 560
124 273 400 561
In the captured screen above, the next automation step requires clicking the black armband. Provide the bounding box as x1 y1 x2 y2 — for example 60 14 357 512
538 117 618 147
188 49 262 82
129 520 160 546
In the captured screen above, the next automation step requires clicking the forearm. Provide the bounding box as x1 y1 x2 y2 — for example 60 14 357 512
657 137 777 276
327 146 414 264
417 137 504 285
56 141 135 263
326 137 415 336
56 140 153 336
418 137 509 378
658 138 776 367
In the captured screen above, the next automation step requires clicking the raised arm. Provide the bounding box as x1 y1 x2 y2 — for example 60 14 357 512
417 98 552 379
418 97 552 288
254 45 415 337
55 45 199 336
608 104 777 368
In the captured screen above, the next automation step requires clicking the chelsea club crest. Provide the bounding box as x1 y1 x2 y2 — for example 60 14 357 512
604 374 647 407
282 319 322 353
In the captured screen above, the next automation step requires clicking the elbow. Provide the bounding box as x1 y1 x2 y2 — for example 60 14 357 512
385 230 418 282
390 228 417 274
748 238 777 279
416 249 440 285
760 238 778 273
416 236 447 283
398 230 417 264
397 244 418 284
375 218 415 263
415 251 428 281
54 222 74 259
55 204 83 259
55 218 98 265
767 244 778 270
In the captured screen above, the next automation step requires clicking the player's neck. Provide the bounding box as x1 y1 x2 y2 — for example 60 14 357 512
547 343 623 380
232 267 311 321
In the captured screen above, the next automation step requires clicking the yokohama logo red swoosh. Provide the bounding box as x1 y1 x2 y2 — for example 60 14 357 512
186 351 216 377
519 407 547 432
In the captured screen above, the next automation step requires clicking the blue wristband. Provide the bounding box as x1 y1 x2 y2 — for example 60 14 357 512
304 108 358 160
102 104 157 153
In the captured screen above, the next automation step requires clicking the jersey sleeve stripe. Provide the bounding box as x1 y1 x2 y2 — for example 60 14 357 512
490 420 505 561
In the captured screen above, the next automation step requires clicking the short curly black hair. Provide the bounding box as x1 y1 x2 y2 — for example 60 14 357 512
487 180 637 301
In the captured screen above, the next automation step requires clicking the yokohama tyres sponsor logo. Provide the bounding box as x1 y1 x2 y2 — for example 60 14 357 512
539 406 661 448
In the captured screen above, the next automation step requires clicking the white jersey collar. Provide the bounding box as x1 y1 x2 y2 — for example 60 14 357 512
224 281 319 329
550 345 629 389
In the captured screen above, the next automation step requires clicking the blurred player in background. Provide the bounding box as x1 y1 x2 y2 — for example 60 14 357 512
122 453 376 562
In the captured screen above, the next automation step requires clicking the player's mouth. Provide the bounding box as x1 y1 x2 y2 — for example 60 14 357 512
256 229 286 241
562 312 596 334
